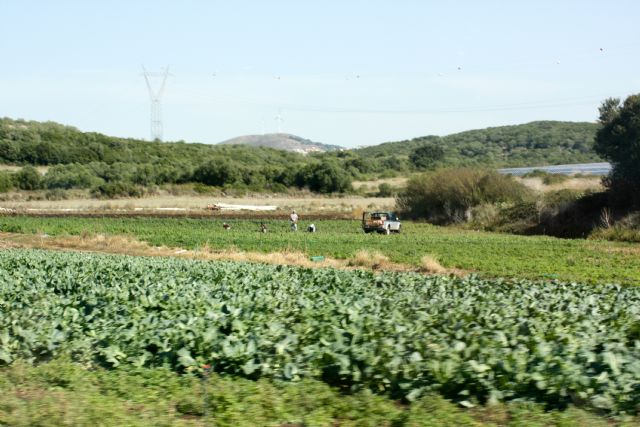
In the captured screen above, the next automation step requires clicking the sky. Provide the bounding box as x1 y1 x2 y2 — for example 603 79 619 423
1 0 639 148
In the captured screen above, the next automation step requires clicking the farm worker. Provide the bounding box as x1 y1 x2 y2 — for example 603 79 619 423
307 223 316 233
290 210 298 231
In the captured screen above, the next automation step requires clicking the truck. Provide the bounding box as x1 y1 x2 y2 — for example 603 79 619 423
362 211 402 234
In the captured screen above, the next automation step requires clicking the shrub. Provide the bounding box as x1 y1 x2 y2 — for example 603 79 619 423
376 182 395 197
44 189 68 201
397 168 531 223
419 255 446 274
297 161 352 193
522 169 569 185
193 159 241 187
590 225 640 243
91 182 144 198
13 165 42 190
595 94 640 206
409 141 445 169
0 171 13 192
467 203 502 229
348 250 390 269
44 164 101 189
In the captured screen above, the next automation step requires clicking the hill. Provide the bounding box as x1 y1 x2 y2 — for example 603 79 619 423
0 117 604 195
219 133 343 154
0 117 326 194
348 121 602 170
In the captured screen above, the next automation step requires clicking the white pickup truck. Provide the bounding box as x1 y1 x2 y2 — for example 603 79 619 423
362 212 402 234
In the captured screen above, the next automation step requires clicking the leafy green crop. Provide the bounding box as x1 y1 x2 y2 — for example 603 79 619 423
1 249 639 413
2 215 640 283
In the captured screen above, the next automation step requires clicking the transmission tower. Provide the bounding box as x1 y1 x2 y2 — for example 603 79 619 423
142 66 170 141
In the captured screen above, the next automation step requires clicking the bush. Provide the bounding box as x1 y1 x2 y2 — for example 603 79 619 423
409 141 445 169
13 165 42 190
589 212 640 242
376 182 395 197
297 161 352 193
595 94 640 207
397 168 531 223
0 171 13 192
91 182 144 198
45 189 68 201
193 159 241 187
591 225 640 243
44 164 102 189
523 170 569 185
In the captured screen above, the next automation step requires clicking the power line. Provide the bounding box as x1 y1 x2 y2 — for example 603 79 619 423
208 90 634 115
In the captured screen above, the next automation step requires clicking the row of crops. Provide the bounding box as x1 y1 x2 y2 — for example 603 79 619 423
3 215 640 283
1 248 639 413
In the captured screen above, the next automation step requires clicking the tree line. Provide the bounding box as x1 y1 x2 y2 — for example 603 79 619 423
0 117 602 195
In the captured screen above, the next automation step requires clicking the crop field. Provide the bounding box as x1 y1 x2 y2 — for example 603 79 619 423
1 215 640 283
1 248 639 416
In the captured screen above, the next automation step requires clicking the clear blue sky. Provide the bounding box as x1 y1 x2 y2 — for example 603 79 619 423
1 0 639 147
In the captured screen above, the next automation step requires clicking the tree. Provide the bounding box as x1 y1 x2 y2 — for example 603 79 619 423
376 182 395 197
44 164 101 189
298 161 351 193
396 168 530 223
14 165 42 190
192 159 241 187
594 94 640 205
0 171 13 192
409 141 445 169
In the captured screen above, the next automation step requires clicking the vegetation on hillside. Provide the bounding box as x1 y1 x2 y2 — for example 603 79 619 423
0 117 602 196
0 118 352 195
344 121 601 173
390 94 640 242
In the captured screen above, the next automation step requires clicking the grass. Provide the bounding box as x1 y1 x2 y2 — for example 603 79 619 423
517 176 603 193
419 254 447 274
1 215 640 283
347 249 391 269
0 359 634 426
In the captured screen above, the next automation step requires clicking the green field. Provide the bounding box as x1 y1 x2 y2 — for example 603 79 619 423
1 215 639 283
2 248 640 422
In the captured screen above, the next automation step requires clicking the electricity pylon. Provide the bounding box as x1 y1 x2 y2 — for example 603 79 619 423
142 66 170 141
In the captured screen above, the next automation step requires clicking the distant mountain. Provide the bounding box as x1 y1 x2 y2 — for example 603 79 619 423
219 133 343 155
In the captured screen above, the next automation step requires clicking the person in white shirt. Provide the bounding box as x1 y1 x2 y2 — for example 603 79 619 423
289 210 299 231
